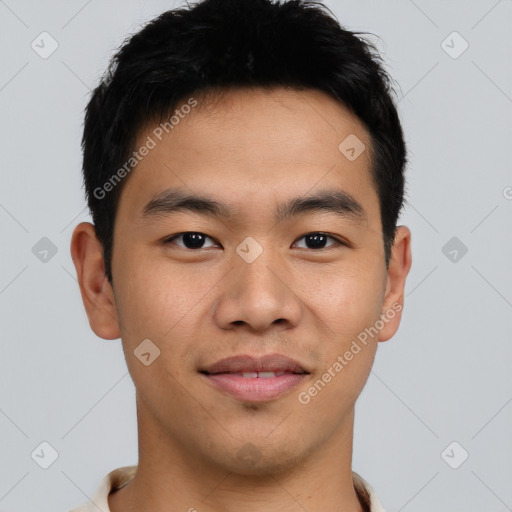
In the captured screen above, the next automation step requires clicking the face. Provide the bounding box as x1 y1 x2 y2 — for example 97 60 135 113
72 86 411 476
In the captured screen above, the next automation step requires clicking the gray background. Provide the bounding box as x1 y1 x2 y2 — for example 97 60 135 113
0 0 511 511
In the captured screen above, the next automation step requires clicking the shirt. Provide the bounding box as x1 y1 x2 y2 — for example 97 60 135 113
70 465 386 512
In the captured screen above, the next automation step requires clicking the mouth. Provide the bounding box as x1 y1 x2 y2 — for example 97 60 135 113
199 354 310 402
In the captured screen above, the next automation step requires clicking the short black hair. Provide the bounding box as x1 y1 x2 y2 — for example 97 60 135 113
82 0 407 283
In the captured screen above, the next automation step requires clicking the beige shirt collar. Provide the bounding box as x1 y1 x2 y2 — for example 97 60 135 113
70 465 386 512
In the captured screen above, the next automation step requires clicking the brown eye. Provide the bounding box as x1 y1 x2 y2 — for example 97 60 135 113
165 232 218 249
293 232 342 250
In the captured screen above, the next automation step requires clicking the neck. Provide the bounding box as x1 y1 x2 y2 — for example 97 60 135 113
109 397 364 512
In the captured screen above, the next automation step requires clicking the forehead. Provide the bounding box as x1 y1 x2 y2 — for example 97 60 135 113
119 86 379 225
159 86 371 168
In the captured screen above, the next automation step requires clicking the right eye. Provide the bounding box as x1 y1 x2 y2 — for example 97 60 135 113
163 232 220 250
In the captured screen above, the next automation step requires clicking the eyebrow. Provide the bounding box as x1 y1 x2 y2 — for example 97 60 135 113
142 187 367 223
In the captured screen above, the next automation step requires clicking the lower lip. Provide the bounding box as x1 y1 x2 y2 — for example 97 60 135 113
202 373 307 402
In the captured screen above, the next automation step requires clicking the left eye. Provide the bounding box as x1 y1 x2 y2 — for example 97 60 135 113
163 231 343 250
293 232 342 250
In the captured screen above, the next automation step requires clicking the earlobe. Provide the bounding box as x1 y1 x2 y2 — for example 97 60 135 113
378 225 412 342
70 222 121 340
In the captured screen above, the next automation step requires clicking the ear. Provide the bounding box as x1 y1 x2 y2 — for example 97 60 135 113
70 222 121 340
378 225 412 342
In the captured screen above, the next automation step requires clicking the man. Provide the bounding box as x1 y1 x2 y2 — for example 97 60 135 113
70 0 412 510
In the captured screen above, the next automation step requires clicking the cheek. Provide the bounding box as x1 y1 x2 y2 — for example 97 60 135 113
114 253 209 341
298 263 384 338
298 276 380 409
295 264 383 396
112 259 195 403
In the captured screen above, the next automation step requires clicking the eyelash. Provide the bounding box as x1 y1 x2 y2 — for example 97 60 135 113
163 231 347 250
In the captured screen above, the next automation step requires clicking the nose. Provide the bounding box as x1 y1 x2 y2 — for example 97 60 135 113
213 245 303 333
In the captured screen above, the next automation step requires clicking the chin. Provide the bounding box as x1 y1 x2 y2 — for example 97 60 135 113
211 441 308 477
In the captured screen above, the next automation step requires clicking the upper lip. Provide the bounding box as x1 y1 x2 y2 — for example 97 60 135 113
200 354 310 375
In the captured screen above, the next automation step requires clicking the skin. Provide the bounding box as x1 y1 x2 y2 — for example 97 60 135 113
71 86 411 512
